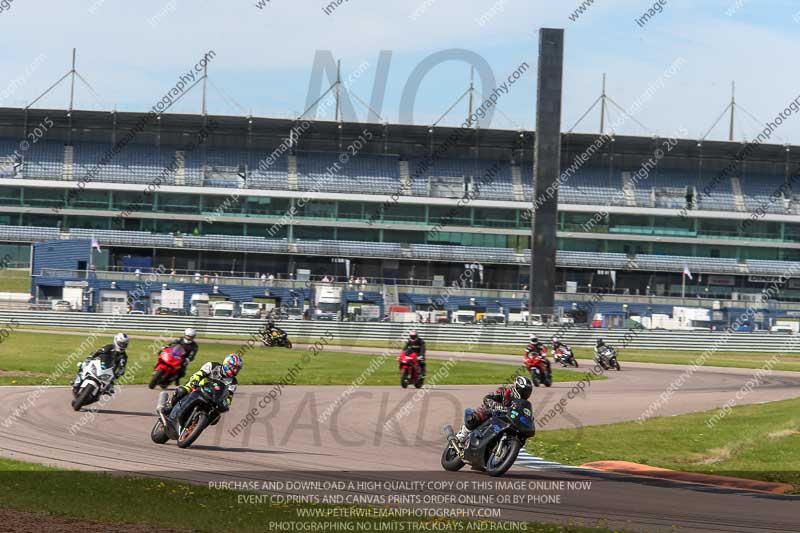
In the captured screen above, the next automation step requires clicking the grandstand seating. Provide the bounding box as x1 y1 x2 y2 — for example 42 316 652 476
2 135 798 216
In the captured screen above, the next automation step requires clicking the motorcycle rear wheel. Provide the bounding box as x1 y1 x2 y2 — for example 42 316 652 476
571 358 580 368
71 386 93 411
148 368 164 390
614 359 621 371
150 419 169 444
441 446 465 471
485 437 522 477
177 411 209 449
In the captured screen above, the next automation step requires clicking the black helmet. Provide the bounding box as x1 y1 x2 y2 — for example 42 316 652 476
512 376 533 400
596 338 604 346
409 329 418 340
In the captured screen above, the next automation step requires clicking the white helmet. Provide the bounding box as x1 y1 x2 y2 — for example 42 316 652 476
551 336 559 344
114 332 129 351
183 328 197 343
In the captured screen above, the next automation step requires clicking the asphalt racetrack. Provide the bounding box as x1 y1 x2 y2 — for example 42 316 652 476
1 354 799 532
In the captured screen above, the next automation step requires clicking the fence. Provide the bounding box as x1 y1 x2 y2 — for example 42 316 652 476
0 310 797 352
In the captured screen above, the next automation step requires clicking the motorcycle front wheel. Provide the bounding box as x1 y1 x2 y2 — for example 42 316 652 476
441 446 465 472
613 359 621 371
285 340 293 349
530 370 541 387
177 411 210 449
148 368 164 390
572 358 580 368
150 419 169 444
71 386 93 411
485 437 522 477
400 369 410 388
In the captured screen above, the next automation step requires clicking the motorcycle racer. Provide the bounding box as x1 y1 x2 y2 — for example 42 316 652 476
594 338 609 362
524 335 548 364
454 376 533 444
551 336 572 365
402 329 426 377
72 333 129 396
163 354 242 424
168 328 198 384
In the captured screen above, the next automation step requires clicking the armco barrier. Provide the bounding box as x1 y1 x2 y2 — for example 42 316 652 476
0 310 798 352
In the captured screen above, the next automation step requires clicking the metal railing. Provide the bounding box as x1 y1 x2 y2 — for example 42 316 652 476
0 309 798 352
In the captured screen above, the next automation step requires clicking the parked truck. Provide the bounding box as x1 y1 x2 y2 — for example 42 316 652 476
211 300 236 318
314 285 342 320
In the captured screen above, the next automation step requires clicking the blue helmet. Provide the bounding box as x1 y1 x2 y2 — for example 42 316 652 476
222 353 242 377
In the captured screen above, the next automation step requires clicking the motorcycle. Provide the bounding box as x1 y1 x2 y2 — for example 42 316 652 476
151 379 229 449
398 350 424 389
262 328 292 349
554 346 578 368
597 346 621 371
524 352 553 387
441 398 535 477
71 359 116 411
148 345 187 389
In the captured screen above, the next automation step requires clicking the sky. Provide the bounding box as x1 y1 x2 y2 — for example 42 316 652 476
0 0 798 142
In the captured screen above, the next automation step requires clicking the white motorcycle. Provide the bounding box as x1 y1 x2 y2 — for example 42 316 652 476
71 359 116 411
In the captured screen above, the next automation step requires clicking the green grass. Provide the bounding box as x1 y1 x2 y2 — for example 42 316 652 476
0 330 592 386
0 269 30 293
0 457 625 533
17 324 800 372
527 397 800 489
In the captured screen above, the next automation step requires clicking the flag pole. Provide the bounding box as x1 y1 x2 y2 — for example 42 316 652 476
681 271 686 302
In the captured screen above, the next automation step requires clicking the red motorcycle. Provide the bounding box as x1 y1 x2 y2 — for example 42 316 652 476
398 350 424 389
524 349 552 387
148 345 187 389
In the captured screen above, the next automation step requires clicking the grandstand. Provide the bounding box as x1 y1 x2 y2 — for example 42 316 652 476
3 106 800 313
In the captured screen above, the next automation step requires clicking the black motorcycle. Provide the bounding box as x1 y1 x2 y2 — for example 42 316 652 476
441 399 536 477
151 379 230 449
597 346 621 371
554 346 579 368
262 328 292 349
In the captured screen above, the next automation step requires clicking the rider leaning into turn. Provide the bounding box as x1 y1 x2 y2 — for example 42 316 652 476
523 334 547 362
455 376 533 444
402 329 426 377
594 338 608 362
163 353 242 422
551 336 571 361
72 332 129 396
168 328 198 384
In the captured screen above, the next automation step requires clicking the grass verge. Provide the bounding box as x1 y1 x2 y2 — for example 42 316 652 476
527 397 800 490
15 324 800 372
0 331 593 386
0 457 625 533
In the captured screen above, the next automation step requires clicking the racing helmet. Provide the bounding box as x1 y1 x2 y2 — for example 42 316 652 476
511 376 533 400
222 353 242 377
596 338 604 347
183 327 197 344
551 336 559 344
529 334 538 343
409 329 418 341
113 332 129 351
